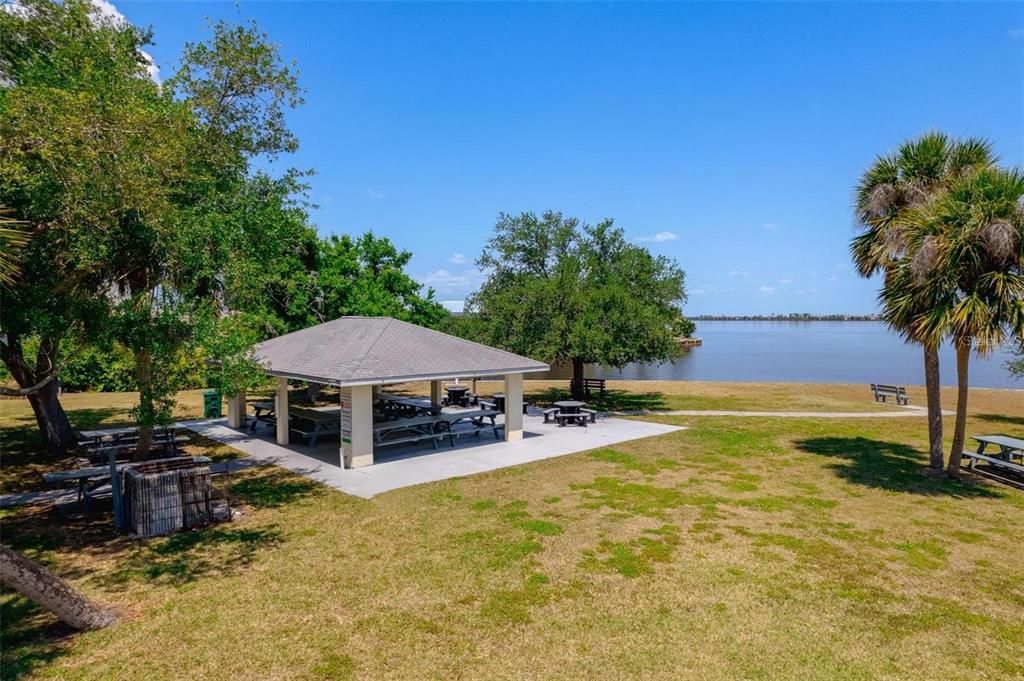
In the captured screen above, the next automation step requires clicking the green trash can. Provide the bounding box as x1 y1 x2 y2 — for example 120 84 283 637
202 389 222 418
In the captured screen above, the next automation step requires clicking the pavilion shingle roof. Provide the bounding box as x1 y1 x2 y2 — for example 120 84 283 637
253 317 549 386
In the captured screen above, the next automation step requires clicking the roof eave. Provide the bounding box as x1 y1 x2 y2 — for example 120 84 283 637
261 365 550 387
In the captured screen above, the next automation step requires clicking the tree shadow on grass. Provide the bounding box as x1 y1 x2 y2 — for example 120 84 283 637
794 437 1000 498
0 592 76 681
974 413 1024 428
525 387 668 412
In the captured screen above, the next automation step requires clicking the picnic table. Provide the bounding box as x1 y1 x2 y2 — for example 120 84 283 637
439 409 503 442
375 393 441 420
962 435 1024 477
249 400 276 431
444 385 471 407
544 401 597 427
373 414 449 449
289 406 341 446
44 456 212 517
76 426 188 527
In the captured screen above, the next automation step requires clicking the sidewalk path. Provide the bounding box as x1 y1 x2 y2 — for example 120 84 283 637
614 405 953 419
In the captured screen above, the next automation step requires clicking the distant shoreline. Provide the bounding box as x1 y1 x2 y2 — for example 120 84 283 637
692 315 881 322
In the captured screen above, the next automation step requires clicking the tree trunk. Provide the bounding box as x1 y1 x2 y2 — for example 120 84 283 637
946 340 971 479
132 348 154 462
306 382 321 403
0 545 116 630
25 379 77 453
1 334 76 452
571 357 585 399
922 345 944 473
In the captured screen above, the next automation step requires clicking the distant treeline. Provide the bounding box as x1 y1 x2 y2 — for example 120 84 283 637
693 314 882 321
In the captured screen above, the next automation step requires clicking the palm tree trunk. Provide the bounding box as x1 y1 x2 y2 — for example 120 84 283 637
946 340 971 479
0 545 116 630
923 345 944 472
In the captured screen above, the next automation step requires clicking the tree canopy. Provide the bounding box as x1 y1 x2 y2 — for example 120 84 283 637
467 211 688 395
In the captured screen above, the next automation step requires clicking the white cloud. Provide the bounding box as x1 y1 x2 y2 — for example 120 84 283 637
449 252 468 265
366 188 386 200
635 231 679 243
779 278 792 285
758 285 775 294
441 300 465 313
762 222 777 230
88 0 160 82
728 270 749 277
419 267 486 296
828 275 839 282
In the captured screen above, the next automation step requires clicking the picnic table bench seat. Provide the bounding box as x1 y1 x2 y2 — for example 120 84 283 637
961 451 1024 475
870 383 908 405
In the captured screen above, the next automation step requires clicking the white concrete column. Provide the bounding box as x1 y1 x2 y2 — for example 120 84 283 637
275 377 289 445
504 373 524 442
342 384 374 468
227 392 247 428
430 380 442 406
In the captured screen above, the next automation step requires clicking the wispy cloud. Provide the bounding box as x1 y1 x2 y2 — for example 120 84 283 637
1010 26 1024 40
758 285 775 294
366 188 386 200
762 222 777 230
828 275 839 282
635 231 679 243
728 270 749 277
449 252 468 265
779 277 792 285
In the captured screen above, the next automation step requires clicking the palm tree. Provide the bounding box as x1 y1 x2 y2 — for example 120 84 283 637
900 167 1024 478
851 133 996 473
0 209 29 287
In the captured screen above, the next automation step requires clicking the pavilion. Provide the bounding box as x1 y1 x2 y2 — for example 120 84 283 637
223 317 549 468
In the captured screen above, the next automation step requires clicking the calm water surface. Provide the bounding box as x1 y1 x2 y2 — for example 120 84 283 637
537 321 1023 390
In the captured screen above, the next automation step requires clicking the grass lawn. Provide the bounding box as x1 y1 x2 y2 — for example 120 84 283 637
1 382 1022 679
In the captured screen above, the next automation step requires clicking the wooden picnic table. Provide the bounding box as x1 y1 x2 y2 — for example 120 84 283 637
373 414 449 449
972 435 1024 461
962 435 1024 477
44 456 212 516
76 425 185 527
249 400 276 431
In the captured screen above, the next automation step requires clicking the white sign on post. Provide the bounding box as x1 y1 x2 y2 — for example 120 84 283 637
339 387 353 465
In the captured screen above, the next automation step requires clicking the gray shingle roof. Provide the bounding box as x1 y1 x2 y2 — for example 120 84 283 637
252 317 549 386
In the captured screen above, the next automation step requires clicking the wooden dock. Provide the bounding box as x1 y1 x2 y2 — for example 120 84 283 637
677 337 702 348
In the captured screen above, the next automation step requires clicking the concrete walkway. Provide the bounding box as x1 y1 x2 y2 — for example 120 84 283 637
614 405 953 418
183 415 683 499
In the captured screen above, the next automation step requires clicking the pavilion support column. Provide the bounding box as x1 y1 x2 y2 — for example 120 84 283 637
430 380 442 406
342 384 374 468
227 392 247 428
275 377 289 445
504 374 524 442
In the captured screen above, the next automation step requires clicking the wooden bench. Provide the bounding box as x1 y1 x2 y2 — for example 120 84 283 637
871 383 908 405
570 378 606 397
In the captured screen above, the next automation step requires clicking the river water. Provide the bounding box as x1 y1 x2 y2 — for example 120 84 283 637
534 321 1023 390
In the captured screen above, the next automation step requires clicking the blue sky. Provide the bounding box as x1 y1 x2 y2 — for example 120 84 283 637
114 1 1023 315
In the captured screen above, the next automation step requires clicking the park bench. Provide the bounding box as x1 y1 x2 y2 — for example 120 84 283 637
870 383 908 405
570 377 606 397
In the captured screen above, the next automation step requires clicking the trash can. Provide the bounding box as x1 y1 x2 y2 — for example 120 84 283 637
202 389 222 418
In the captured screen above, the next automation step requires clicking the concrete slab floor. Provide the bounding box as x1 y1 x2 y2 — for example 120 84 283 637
182 414 684 499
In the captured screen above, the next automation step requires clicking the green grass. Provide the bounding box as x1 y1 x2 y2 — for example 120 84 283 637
0 383 1022 679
